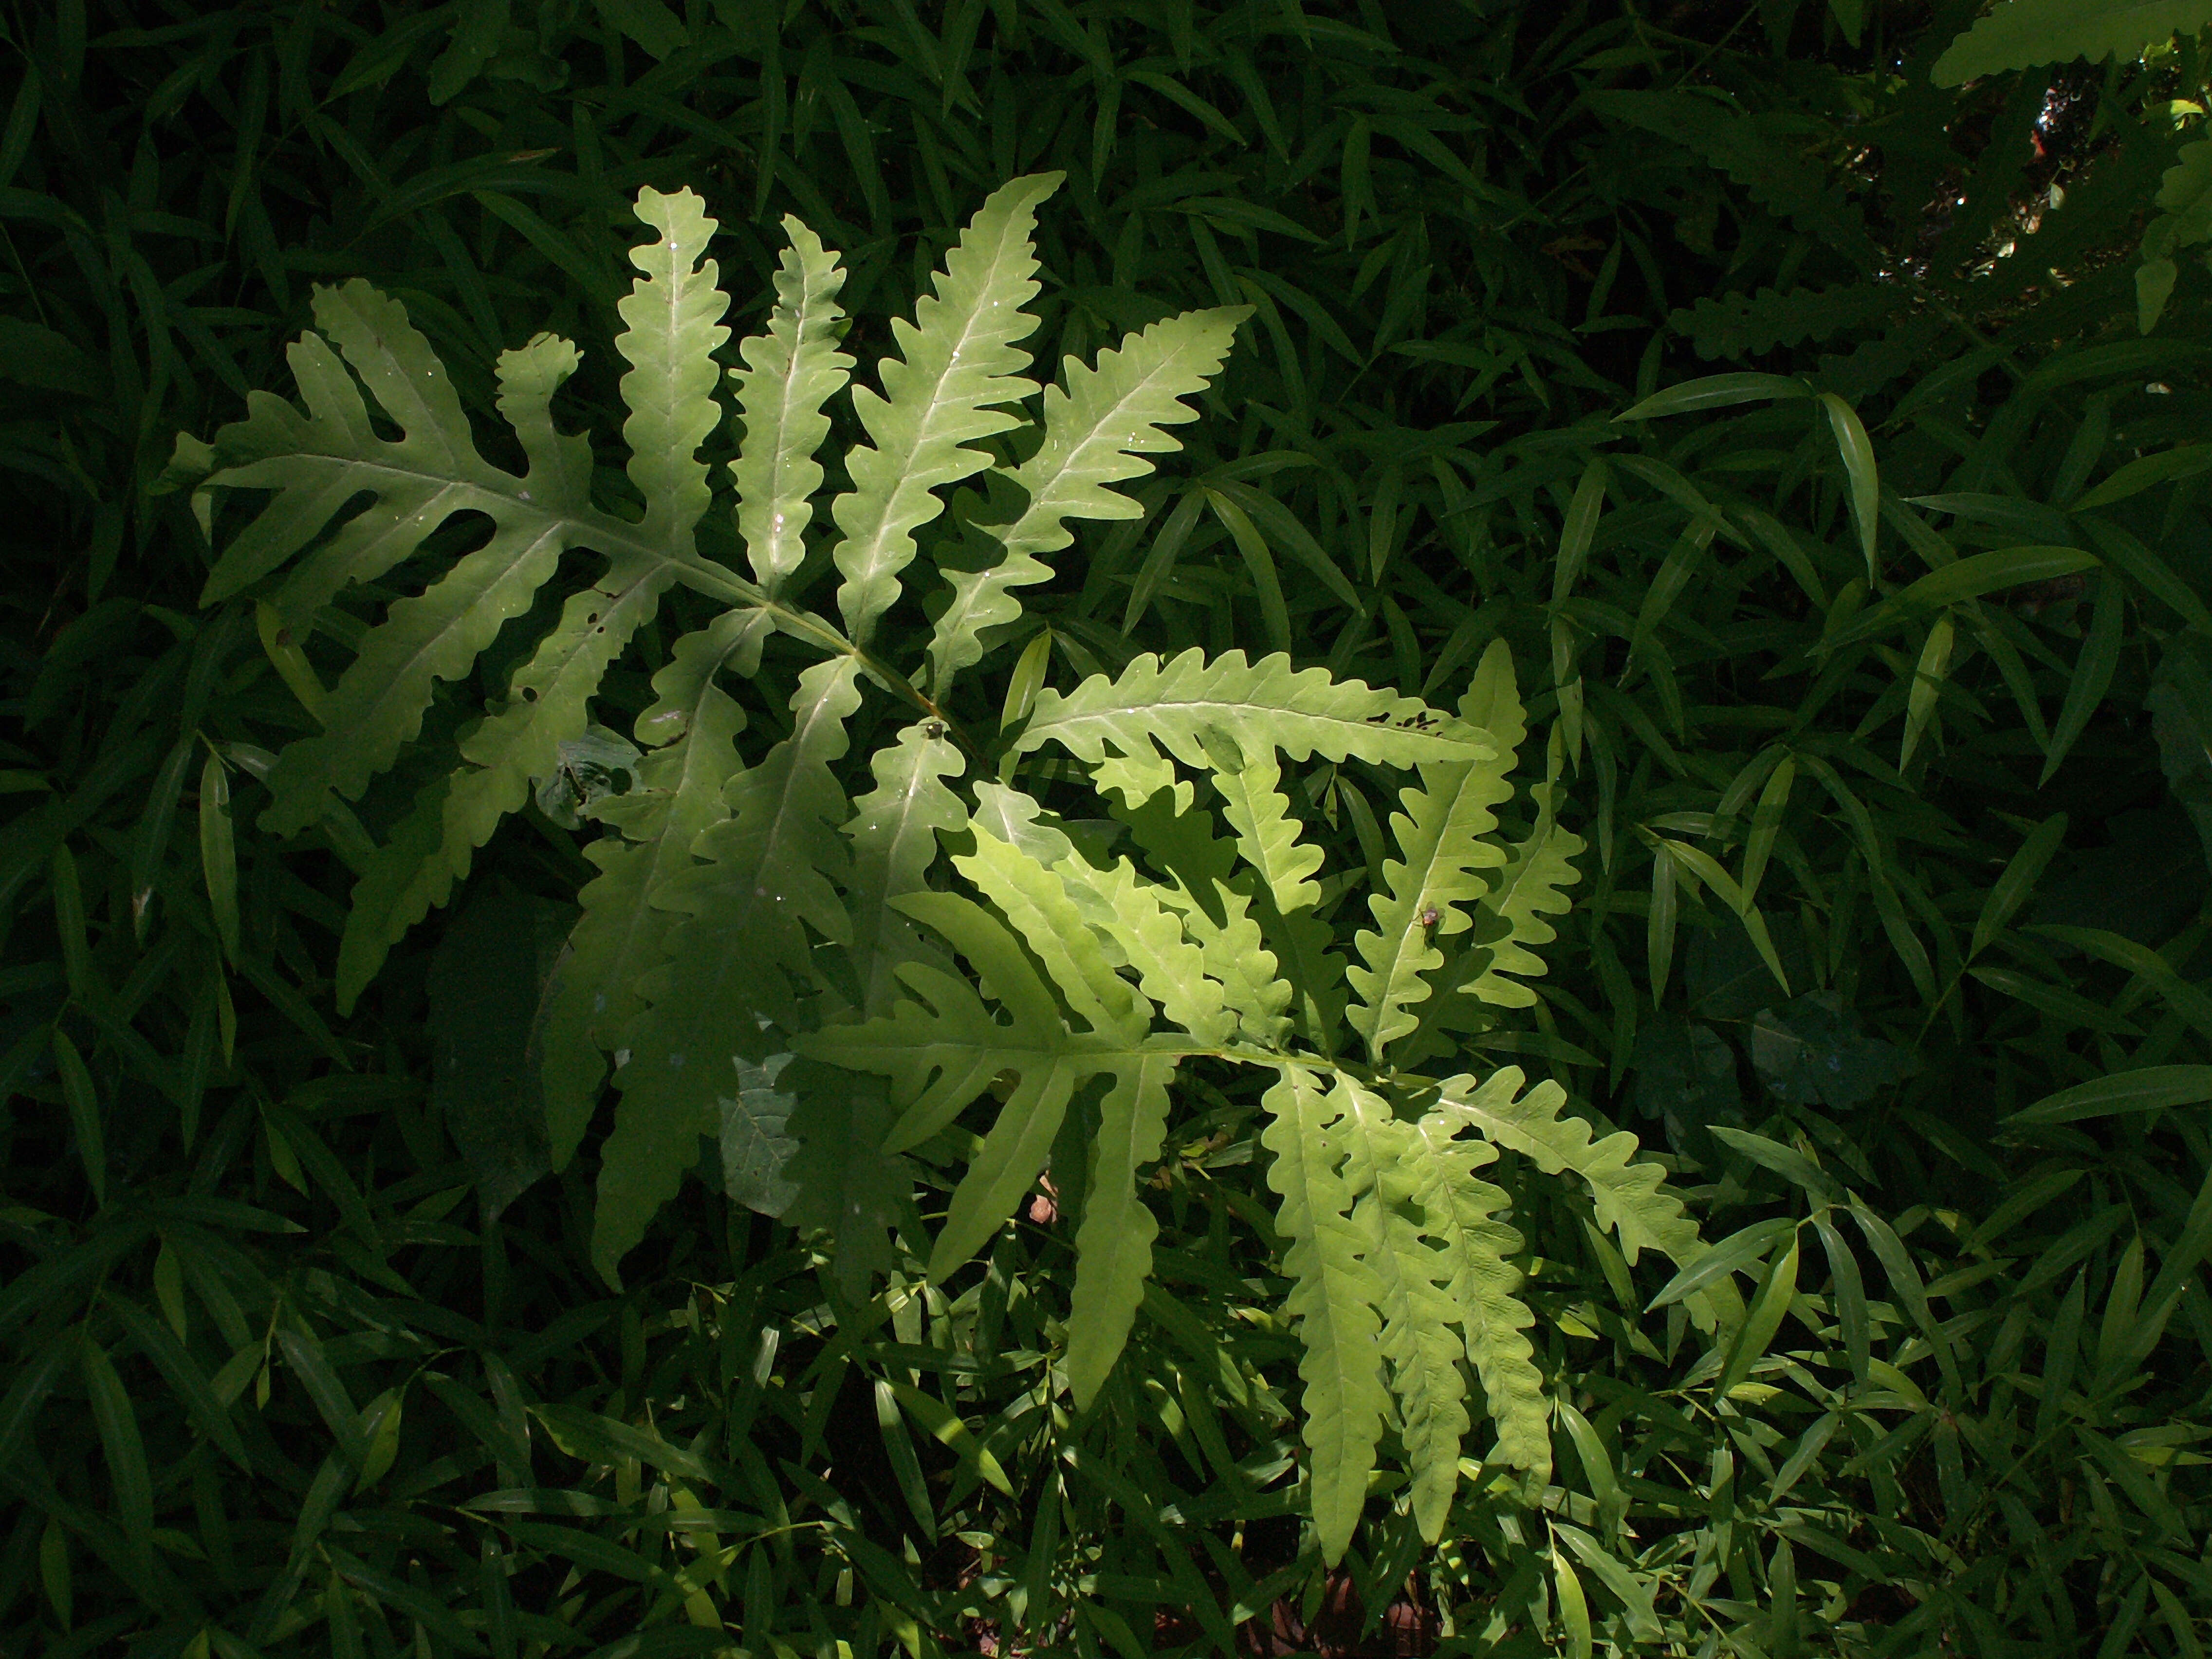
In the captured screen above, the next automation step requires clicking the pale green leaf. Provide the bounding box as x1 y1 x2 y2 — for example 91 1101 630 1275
1015 647 1493 774
1456 778 1584 1009
1213 745 1324 916
1349 740 1512 1061
1259 1065 1388 1567
241 309 588 836
1408 1109 1548 1487
1045 849 1236 1048
1438 1067 1701 1267
1064 1055 1176 1409
928 306 1247 696
832 173 1060 645
840 722 969 1019
1336 1087 1473 1542
730 216 851 595
620 186 731 542
1110 786 1301 1049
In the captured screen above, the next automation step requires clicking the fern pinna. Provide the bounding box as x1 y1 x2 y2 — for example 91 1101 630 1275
173 175 1711 1561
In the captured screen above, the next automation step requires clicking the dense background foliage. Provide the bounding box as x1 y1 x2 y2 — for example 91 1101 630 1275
4 1 2212 1655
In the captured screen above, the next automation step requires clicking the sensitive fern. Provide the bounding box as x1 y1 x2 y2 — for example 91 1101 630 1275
176 177 1706 1563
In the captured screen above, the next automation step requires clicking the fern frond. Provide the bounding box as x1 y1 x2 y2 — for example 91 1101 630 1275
969 780 1078 867
263 320 590 631
1047 848 1237 1047
926 306 1247 697
237 311 589 837
1325 1078 1470 1546
1064 1054 1176 1410
1206 747 1347 1050
1587 91 1879 264
539 609 768 1168
591 656 863 1285
335 772 453 1010
780 1078 919 1298
839 722 969 1019
1410 1121 1547 1494
1214 747 1324 915
1457 778 1585 1009
1438 1068 1701 1267
360 557 678 993
1348 757 1512 1062
2138 140 2212 332
620 187 733 546
731 218 851 594
1933 0 2212 85
799 893 1069 1154
1263 898 1349 1057
1373 1203 1474 1546
797 887 1171 1279
1677 284 1895 361
968 781 1135 942
1456 640 1530 774
1112 787 1296 1049
188 168 1649 1569
332 195 736 996
1348 643 1524 1059
954 817 1147 1038
831 173 1060 646
1261 1065 1390 1567
1016 648 1493 774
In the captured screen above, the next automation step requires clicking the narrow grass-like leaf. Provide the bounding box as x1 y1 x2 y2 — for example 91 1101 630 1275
2042 574 2124 785
52 1029 105 1205
1819 391 1880 580
81 1337 156 1577
1971 812 2067 959
2009 1065 2212 1124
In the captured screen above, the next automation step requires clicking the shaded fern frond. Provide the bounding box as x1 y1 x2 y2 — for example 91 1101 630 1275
1677 283 1895 361
541 608 769 1168
592 656 864 1284
1933 0 2212 85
